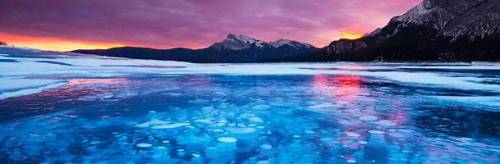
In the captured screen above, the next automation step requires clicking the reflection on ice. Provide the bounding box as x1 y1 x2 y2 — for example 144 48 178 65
313 74 362 104
68 78 128 85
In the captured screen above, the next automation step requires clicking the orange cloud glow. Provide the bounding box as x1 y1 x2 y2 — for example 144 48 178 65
339 32 364 40
0 33 124 51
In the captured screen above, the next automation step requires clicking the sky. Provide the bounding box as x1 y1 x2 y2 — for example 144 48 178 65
0 0 420 51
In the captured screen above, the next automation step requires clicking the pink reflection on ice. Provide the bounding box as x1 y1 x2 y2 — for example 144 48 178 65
311 67 413 159
313 74 362 103
68 78 128 85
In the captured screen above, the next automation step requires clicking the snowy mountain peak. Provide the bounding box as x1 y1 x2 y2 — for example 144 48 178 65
390 0 500 37
270 39 293 47
211 34 315 51
270 39 314 49
394 1 433 23
391 0 497 30
390 0 454 30
210 33 267 50
226 33 259 43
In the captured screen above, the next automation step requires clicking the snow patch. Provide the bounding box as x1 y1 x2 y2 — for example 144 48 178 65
270 39 313 49
226 127 256 134
360 116 378 122
375 120 397 127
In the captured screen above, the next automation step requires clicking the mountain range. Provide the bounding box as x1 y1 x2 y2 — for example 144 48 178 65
73 34 317 63
74 0 500 62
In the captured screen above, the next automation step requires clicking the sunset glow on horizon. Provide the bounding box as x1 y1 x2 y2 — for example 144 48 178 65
339 32 365 40
0 33 123 51
0 0 421 51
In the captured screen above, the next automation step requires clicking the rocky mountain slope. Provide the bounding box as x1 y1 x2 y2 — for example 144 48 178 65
210 34 268 51
292 0 500 62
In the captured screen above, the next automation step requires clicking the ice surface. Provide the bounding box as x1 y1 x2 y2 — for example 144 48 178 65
0 82 66 100
1 49 498 94
0 47 499 163
0 78 64 91
427 96 500 109
151 123 190 129
368 130 385 135
226 127 256 134
375 120 397 127
360 115 378 122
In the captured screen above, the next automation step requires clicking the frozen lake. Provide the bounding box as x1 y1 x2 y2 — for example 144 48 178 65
0 47 499 163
